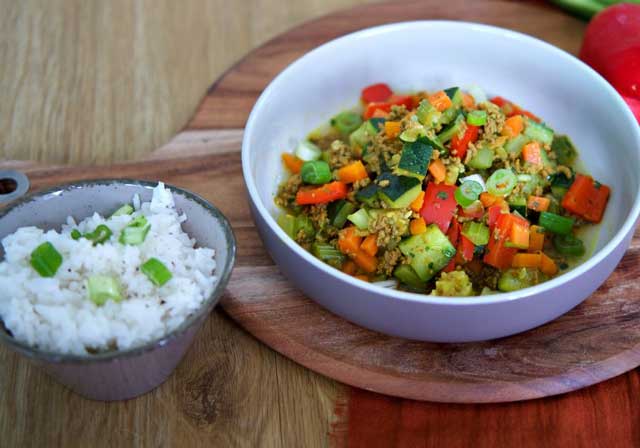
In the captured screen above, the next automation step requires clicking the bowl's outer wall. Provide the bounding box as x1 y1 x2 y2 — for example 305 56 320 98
244 22 640 341
0 181 233 400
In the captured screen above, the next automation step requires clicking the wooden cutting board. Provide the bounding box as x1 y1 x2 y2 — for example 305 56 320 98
5 0 639 403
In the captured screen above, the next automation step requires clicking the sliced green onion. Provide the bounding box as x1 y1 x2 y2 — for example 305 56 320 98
486 169 517 197
553 234 585 256
539 212 575 235
330 111 362 134
111 204 134 217
300 160 332 185
119 215 151 245
461 221 490 246
467 110 487 126
347 208 370 230
141 258 173 287
295 140 322 161
84 224 113 245
87 275 122 305
30 242 63 277
70 229 82 240
455 180 483 207
460 174 486 192
311 243 345 268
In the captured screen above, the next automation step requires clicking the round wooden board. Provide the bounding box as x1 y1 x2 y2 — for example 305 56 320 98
5 0 640 404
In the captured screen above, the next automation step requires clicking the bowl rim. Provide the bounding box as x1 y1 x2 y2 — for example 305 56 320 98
0 178 237 363
242 20 640 306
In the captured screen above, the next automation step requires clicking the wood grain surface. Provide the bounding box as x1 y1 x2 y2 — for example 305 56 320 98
2 0 639 447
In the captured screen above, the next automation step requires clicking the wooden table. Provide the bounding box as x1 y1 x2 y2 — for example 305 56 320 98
2 1 640 447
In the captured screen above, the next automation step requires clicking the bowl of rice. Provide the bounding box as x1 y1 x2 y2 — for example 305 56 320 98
0 179 236 401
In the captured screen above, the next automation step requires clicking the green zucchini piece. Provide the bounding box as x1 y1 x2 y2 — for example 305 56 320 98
393 264 427 290
377 173 422 208
416 100 441 129
439 87 463 124
369 117 386 131
551 135 577 165
467 145 494 169
437 114 465 144
523 118 554 145
277 214 297 238
504 134 530 156
327 200 356 228
508 196 527 216
498 268 547 292
347 208 370 230
349 120 378 149
396 136 435 178
398 224 456 282
330 111 362 135
355 183 380 206
399 125 426 143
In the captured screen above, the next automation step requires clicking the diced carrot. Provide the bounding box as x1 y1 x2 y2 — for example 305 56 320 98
528 225 545 252
342 260 357 275
354 274 370 282
360 234 378 257
512 253 542 268
337 161 369 184
483 235 517 270
410 191 425 213
561 174 611 223
508 222 530 249
480 192 500 208
502 115 524 138
410 217 427 235
428 91 453 112
522 141 542 166
338 227 363 256
352 251 377 274
428 159 447 184
527 195 551 212
296 181 348 205
281 153 303 174
385 120 402 138
462 92 475 109
540 252 558 275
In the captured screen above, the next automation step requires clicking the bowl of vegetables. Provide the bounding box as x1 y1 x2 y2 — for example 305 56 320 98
242 21 640 342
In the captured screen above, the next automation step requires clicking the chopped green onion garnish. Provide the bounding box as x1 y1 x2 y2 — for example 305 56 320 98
486 168 517 197
87 275 122 305
466 110 487 126
119 215 151 245
295 140 322 161
141 258 173 286
30 242 63 277
553 234 585 256
70 229 82 240
111 204 134 217
455 180 483 207
538 212 575 235
84 224 113 245
330 111 362 134
300 160 332 185
461 221 490 246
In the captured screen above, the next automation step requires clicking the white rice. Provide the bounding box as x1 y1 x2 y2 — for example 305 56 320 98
0 183 217 355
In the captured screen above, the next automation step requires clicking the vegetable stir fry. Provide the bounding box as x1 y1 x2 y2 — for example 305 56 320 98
275 84 611 296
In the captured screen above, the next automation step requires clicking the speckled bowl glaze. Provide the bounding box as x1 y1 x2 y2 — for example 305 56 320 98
0 179 236 401
242 21 640 342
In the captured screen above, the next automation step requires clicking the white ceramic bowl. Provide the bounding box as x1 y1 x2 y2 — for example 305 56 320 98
242 21 640 342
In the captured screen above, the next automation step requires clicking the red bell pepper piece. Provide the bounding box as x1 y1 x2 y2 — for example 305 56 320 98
561 174 611 223
487 204 506 229
483 234 517 270
361 83 393 103
490 96 540 123
455 234 475 264
296 181 348 205
447 219 460 245
388 94 414 110
363 102 392 119
420 183 458 233
363 95 415 120
450 124 479 160
458 200 484 220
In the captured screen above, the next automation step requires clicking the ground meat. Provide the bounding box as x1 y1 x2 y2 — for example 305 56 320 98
274 174 302 209
478 102 505 144
377 248 403 276
307 204 328 231
388 105 409 121
352 177 371 191
328 140 355 169
368 210 410 249
464 261 501 291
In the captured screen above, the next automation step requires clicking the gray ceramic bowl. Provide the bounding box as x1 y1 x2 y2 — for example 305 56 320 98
0 178 236 401
242 21 640 342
